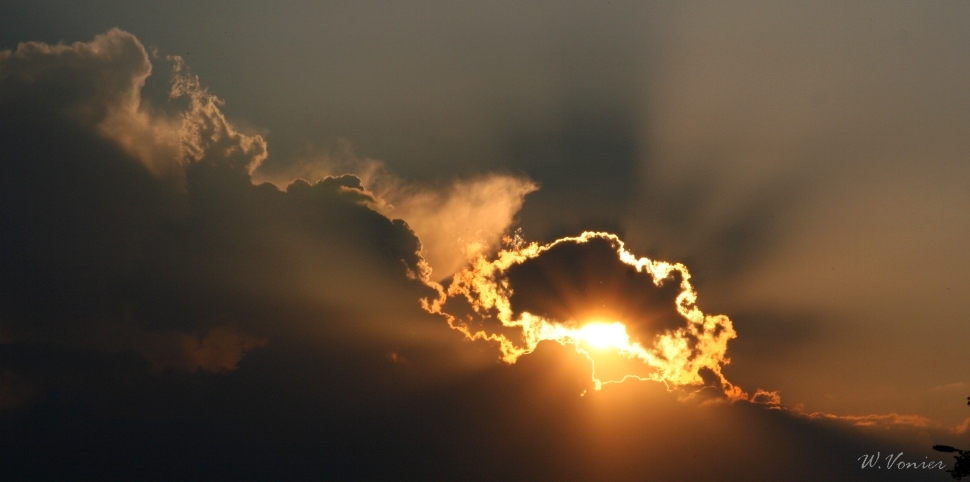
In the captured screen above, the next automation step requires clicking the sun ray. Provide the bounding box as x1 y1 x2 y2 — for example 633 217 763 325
422 231 748 397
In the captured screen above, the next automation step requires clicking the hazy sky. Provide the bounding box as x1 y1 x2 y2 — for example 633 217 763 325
1 1 968 480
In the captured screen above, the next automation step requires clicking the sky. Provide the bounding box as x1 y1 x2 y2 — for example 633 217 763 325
1 1 968 480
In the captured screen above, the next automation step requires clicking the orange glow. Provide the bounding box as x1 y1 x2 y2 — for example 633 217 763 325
577 322 629 350
422 231 749 398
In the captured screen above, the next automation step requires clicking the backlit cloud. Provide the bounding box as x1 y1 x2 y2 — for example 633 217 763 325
0 25 962 481
253 145 537 279
0 29 435 381
423 231 767 399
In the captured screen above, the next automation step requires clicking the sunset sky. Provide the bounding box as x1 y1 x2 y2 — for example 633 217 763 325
1 2 968 480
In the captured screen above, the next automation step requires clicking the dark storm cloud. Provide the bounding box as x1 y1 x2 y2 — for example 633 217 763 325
0 30 438 379
0 339 938 481
0 27 965 482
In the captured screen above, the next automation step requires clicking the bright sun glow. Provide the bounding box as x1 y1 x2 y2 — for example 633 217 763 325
422 231 746 397
577 322 629 350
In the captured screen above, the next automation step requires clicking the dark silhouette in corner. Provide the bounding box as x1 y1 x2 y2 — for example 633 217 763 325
932 396 970 480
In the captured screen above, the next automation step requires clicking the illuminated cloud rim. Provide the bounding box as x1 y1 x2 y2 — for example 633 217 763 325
9 28 953 436
424 231 753 398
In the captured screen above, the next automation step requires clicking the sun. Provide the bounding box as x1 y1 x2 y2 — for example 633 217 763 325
577 322 630 350
424 231 743 394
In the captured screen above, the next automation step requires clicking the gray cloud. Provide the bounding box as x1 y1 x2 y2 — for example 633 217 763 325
1 23 967 481
253 145 538 279
0 30 440 378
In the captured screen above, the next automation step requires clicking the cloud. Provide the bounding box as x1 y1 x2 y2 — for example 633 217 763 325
138 326 269 373
0 27 957 482
0 28 267 184
749 388 782 407
805 411 937 430
0 29 184 179
932 382 968 392
253 143 537 279
168 55 267 175
952 417 970 436
0 29 437 384
423 231 772 399
378 175 537 279
0 28 151 126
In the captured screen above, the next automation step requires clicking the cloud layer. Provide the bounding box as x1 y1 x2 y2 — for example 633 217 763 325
424 232 756 397
0 29 437 380
0 28 964 481
253 147 537 279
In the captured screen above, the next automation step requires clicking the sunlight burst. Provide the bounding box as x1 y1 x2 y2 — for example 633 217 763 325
422 231 746 397
577 322 629 350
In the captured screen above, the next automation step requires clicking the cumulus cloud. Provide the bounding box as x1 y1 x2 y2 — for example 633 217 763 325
0 28 151 125
380 175 537 279
0 28 267 183
0 29 182 178
0 29 436 386
0 27 955 482
422 231 769 399
252 143 536 279
168 55 267 175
